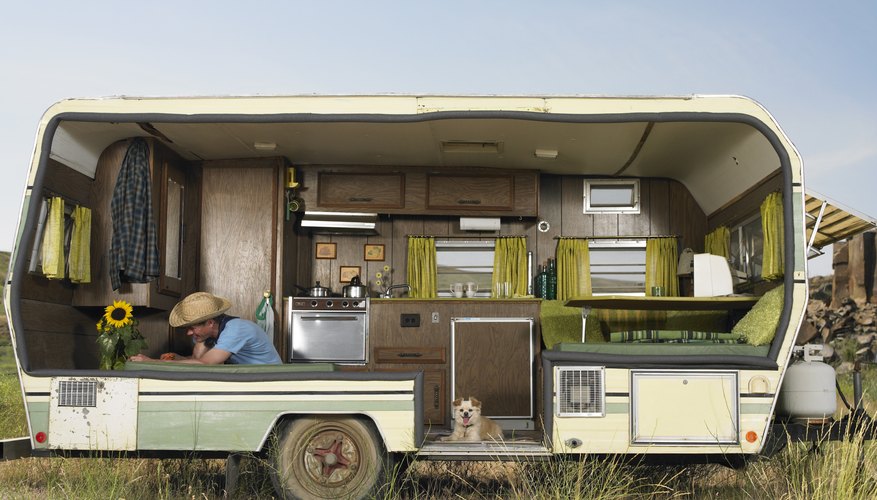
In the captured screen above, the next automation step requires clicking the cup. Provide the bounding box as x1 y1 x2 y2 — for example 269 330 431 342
465 282 478 298
493 281 511 299
651 286 665 297
450 283 464 298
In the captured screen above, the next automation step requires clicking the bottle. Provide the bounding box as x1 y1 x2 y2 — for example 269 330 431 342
535 264 547 299
547 258 557 300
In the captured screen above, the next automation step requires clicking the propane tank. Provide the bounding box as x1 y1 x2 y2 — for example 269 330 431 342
777 344 837 419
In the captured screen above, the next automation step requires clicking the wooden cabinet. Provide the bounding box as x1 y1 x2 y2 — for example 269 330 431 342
452 318 534 420
317 172 405 209
427 174 514 211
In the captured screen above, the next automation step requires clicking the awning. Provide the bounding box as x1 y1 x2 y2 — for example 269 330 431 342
805 190 877 254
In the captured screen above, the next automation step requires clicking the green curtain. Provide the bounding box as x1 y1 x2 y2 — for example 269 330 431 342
761 191 784 281
492 237 528 297
704 225 730 259
556 238 591 300
407 236 437 298
645 237 679 296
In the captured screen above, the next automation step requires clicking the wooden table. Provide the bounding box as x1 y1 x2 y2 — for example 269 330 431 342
564 295 759 342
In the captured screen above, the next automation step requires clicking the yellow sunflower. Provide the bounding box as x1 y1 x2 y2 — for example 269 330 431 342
103 300 133 328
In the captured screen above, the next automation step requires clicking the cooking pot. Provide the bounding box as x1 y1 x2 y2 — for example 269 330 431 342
296 281 332 297
343 275 369 298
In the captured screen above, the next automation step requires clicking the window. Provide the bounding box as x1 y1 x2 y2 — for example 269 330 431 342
584 179 640 214
589 239 647 295
729 214 764 282
435 240 494 297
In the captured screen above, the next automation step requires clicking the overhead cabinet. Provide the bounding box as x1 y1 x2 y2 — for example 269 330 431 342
317 172 405 209
427 174 514 211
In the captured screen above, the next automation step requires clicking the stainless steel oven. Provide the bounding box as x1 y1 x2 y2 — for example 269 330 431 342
286 297 368 363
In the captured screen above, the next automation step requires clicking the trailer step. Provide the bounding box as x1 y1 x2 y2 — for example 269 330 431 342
417 440 552 460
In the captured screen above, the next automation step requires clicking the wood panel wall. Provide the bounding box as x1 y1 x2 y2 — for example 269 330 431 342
304 175 706 294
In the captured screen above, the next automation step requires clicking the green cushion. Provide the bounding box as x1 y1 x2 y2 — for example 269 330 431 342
541 300 605 348
609 330 744 343
731 285 784 346
554 342 771 356
124 361 336 373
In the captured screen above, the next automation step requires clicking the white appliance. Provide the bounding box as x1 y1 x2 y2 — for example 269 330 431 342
692 253 734 297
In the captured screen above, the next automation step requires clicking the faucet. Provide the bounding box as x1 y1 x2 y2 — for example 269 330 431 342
381 284 411 298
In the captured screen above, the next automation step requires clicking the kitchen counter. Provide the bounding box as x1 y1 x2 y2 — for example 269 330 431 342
371 297 541 303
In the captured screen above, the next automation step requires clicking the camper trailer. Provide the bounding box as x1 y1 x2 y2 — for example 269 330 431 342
3 95 876 498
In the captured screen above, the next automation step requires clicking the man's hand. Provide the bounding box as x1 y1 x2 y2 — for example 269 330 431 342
128 354 155 362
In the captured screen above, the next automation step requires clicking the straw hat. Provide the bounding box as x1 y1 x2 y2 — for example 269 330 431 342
169 292 232 327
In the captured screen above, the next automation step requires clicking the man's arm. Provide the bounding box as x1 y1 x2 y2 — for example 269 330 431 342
129 345 232 365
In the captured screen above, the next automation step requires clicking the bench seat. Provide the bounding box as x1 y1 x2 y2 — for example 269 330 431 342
123 361 336 373
553 342 770 356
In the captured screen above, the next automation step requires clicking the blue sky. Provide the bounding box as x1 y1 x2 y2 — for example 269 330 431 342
1 1 875 275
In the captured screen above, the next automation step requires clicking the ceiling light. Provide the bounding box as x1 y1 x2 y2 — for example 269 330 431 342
254 141 277 151
535 149 558 159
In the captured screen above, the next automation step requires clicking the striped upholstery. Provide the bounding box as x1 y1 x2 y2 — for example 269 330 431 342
610 330 744 344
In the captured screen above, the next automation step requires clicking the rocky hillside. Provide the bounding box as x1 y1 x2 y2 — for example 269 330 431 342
805 274 877 366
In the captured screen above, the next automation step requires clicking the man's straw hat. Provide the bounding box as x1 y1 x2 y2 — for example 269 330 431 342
169 292 232 327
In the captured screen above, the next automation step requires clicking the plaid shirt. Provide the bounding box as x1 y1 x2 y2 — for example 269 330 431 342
109 138 160 290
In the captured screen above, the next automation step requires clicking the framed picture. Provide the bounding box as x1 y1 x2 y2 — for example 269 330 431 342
315 242 337 259
340 266 361 283
364 243 385 261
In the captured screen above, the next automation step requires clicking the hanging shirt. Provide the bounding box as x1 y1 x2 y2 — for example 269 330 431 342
109 138 160 290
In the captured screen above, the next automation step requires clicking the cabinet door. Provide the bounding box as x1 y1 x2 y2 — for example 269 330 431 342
452 318 533 418
318 172 405 209
427 174 514 211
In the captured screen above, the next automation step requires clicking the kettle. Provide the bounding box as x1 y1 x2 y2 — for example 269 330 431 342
343 275 369 298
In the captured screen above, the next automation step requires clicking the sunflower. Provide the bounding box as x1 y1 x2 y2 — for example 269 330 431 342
103 300 134 329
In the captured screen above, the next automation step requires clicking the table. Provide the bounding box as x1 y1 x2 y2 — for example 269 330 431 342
564 295 759 342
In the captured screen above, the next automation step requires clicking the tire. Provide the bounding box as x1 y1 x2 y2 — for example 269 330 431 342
270 416 388 500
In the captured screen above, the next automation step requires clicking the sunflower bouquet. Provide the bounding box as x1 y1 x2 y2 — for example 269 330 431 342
96 300 147 370
374 265 393 296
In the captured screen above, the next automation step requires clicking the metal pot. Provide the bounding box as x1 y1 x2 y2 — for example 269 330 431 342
343 275 369 298
297 281 332 297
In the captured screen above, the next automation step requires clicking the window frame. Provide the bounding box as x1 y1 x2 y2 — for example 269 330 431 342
588 238 647 296
583 179 641 214
435 239 495 298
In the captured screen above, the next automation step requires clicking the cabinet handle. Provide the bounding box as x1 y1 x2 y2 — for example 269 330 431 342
396 352 423 358
433 385 440 409
348 197 373 202
457 199 482 205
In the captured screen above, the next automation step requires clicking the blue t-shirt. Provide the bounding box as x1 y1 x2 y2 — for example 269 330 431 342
213 318 282 364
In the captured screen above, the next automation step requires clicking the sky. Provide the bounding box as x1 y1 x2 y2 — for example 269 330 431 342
1 1 875 276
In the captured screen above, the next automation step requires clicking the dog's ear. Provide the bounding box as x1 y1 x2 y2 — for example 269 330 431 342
471 397 481 408
452 397 462 407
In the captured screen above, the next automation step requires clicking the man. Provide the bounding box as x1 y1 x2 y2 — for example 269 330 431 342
129 291 282 365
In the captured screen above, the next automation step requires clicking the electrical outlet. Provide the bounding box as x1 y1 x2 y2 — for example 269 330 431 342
431 311 440 324
400 313 420 327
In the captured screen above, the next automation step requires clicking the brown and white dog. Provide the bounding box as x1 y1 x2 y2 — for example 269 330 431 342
439 397 503 442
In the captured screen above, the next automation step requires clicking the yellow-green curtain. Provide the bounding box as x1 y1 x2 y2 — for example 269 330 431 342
492 237 528 297
645 237 679 296
556 238 591 300
407 236 437 298
761 191 784 281
69 205 92 284
704 225 730 259
41 197 65 280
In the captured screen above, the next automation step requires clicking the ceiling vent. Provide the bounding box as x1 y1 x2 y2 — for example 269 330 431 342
300 211 378 235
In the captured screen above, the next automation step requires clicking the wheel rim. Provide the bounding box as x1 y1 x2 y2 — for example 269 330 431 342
301 427 363 489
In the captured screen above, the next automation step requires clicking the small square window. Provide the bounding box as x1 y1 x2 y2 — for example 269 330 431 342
584 179 640 214
435 240 494 297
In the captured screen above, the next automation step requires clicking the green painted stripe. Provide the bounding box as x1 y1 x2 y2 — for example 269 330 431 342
741 403 772 414
139 399 412 412
606 402 629 414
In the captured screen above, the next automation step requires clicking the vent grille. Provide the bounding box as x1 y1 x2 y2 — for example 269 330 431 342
58 380 97 407
556 367 605 417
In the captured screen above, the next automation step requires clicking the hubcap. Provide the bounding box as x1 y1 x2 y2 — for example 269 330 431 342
304 431 360 485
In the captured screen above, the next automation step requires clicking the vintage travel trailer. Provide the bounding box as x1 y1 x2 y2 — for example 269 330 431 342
3 94 876 498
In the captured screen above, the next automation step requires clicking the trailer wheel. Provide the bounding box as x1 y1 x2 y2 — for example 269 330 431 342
270 416 388 500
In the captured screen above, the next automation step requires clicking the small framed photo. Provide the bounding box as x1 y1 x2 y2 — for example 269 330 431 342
315 242 337 259
340 266 361 283
364 243 385 261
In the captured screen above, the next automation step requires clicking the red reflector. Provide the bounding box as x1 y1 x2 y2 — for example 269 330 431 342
35 432 47 443
745 431 757 443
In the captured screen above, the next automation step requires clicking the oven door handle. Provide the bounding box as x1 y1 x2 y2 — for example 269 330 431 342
298 316 361 321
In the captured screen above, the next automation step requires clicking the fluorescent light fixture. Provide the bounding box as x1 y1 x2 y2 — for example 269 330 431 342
441 141 503 154
460 217 501 231
254 141 277 151
301 211 378 234
534 149 558 159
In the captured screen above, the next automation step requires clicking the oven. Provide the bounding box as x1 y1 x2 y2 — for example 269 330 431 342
286 297 368 363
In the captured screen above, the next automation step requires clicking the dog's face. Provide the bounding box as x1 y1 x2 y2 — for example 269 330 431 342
451 397 482 427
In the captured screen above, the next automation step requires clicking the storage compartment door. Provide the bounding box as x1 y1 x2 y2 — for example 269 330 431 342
48 377 138 450
631 371 738 445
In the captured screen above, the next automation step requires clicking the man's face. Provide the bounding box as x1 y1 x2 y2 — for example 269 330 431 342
186 320 215 343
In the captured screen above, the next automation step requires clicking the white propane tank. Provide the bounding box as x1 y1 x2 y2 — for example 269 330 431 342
777 345 837 419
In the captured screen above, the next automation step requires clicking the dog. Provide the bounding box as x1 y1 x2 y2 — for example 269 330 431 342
439 397 503 442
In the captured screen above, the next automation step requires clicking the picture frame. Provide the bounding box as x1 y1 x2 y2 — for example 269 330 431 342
364 243 385 261
315 242 337 259
340 266 361 284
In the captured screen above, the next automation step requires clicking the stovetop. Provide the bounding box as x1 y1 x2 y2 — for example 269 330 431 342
291 296 369 311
